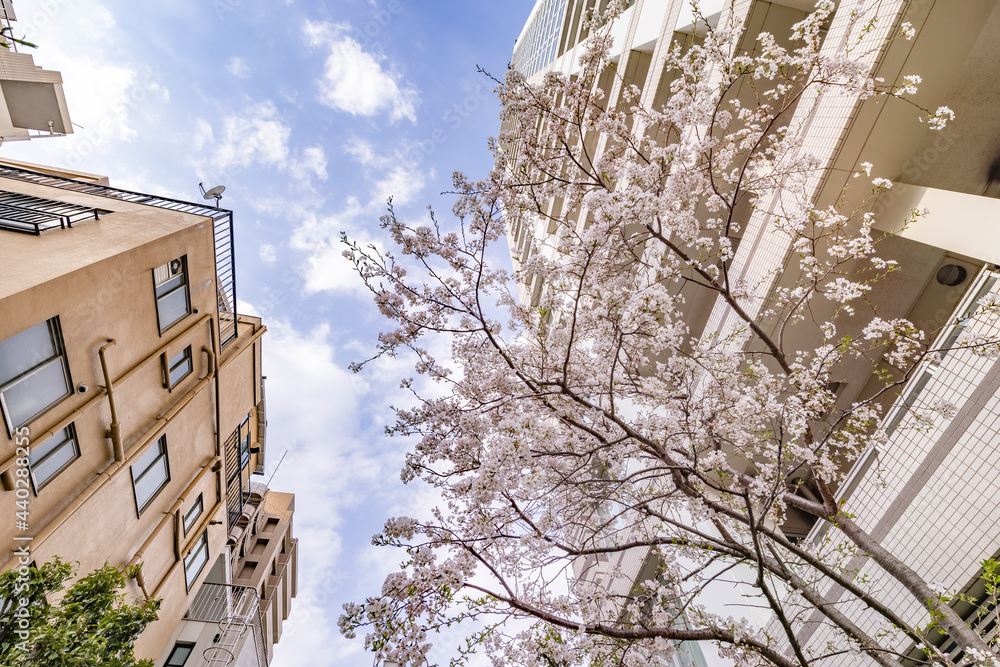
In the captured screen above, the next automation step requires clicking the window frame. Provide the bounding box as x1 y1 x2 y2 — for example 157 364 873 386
184 530 209 591
161 345 193 391
0 317 72 435
182 493 204 536
238 416 251 469
152 256 191 334
131 435 170 516
164 641 196 667
29 423 80 491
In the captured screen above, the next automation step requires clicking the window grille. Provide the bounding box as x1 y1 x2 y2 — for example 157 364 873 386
0 189 104 235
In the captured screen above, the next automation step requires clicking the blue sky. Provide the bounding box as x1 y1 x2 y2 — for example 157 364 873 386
0 0 535 664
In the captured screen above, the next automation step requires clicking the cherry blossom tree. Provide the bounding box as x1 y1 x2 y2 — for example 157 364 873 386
339 2 996 665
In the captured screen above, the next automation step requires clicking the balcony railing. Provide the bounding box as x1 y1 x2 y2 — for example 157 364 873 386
185 582 268 667
224 427 246 533
0 163 239 347
806 266 1000 545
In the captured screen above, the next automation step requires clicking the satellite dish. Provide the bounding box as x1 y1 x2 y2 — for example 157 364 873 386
198 182 226 208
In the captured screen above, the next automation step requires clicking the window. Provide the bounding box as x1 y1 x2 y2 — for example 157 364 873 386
238 416 251 468
184 530 209 590
182 493 203 535
162 346 193 390
131 435 170 514
0 317 71 433
164 641 196 667
29 424 79 490
153 257 190 333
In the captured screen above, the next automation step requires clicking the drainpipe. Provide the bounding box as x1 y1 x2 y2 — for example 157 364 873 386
98 339 124 462
150 475 225 599
127 454 221 598
0 342 217 575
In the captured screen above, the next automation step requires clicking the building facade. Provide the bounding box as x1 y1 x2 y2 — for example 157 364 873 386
507 0 1000 663
0 159 296 666
0 1 73 142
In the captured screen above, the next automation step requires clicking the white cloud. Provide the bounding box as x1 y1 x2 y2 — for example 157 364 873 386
237 314 422 667
193 104 329 187
373 163 425 207
259 242 277 264
304 20 419 123
291 145 328 182
282 137 431 298
59 59 140 146
209 101 291 175
342 136 427 207
0 2 167 168
343 136 375 165
192 118 214 152
289 197 372 295
227 56 251 79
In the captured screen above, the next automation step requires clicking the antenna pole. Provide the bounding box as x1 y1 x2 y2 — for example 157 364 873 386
266 450 288 487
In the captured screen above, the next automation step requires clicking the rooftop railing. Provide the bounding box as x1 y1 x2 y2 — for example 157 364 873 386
0 163 239 347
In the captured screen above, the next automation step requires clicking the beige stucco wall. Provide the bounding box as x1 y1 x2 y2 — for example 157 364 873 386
218 317 264 440
0 177 268 663
232 490 296 660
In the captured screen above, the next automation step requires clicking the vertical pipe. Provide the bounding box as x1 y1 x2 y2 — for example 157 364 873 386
98 339 124 462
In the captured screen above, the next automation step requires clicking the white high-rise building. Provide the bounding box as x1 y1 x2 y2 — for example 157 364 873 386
506 1 1000 663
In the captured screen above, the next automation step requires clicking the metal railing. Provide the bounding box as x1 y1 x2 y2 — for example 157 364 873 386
254 378 267 474
0 189 104 234
931 593 1000 665
224 428 246 533
805 267 1000 546
0 0 17 53
185 582 268 667
0 163 239 347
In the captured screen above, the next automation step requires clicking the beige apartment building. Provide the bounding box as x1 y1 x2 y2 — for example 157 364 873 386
0 158 296 666
508 0 1000 664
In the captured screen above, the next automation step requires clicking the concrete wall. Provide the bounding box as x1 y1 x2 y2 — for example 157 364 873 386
231 490 297 660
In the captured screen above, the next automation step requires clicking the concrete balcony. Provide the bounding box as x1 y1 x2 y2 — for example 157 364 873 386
184 582 269 666
873 182 1000 266
0 50 72 141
